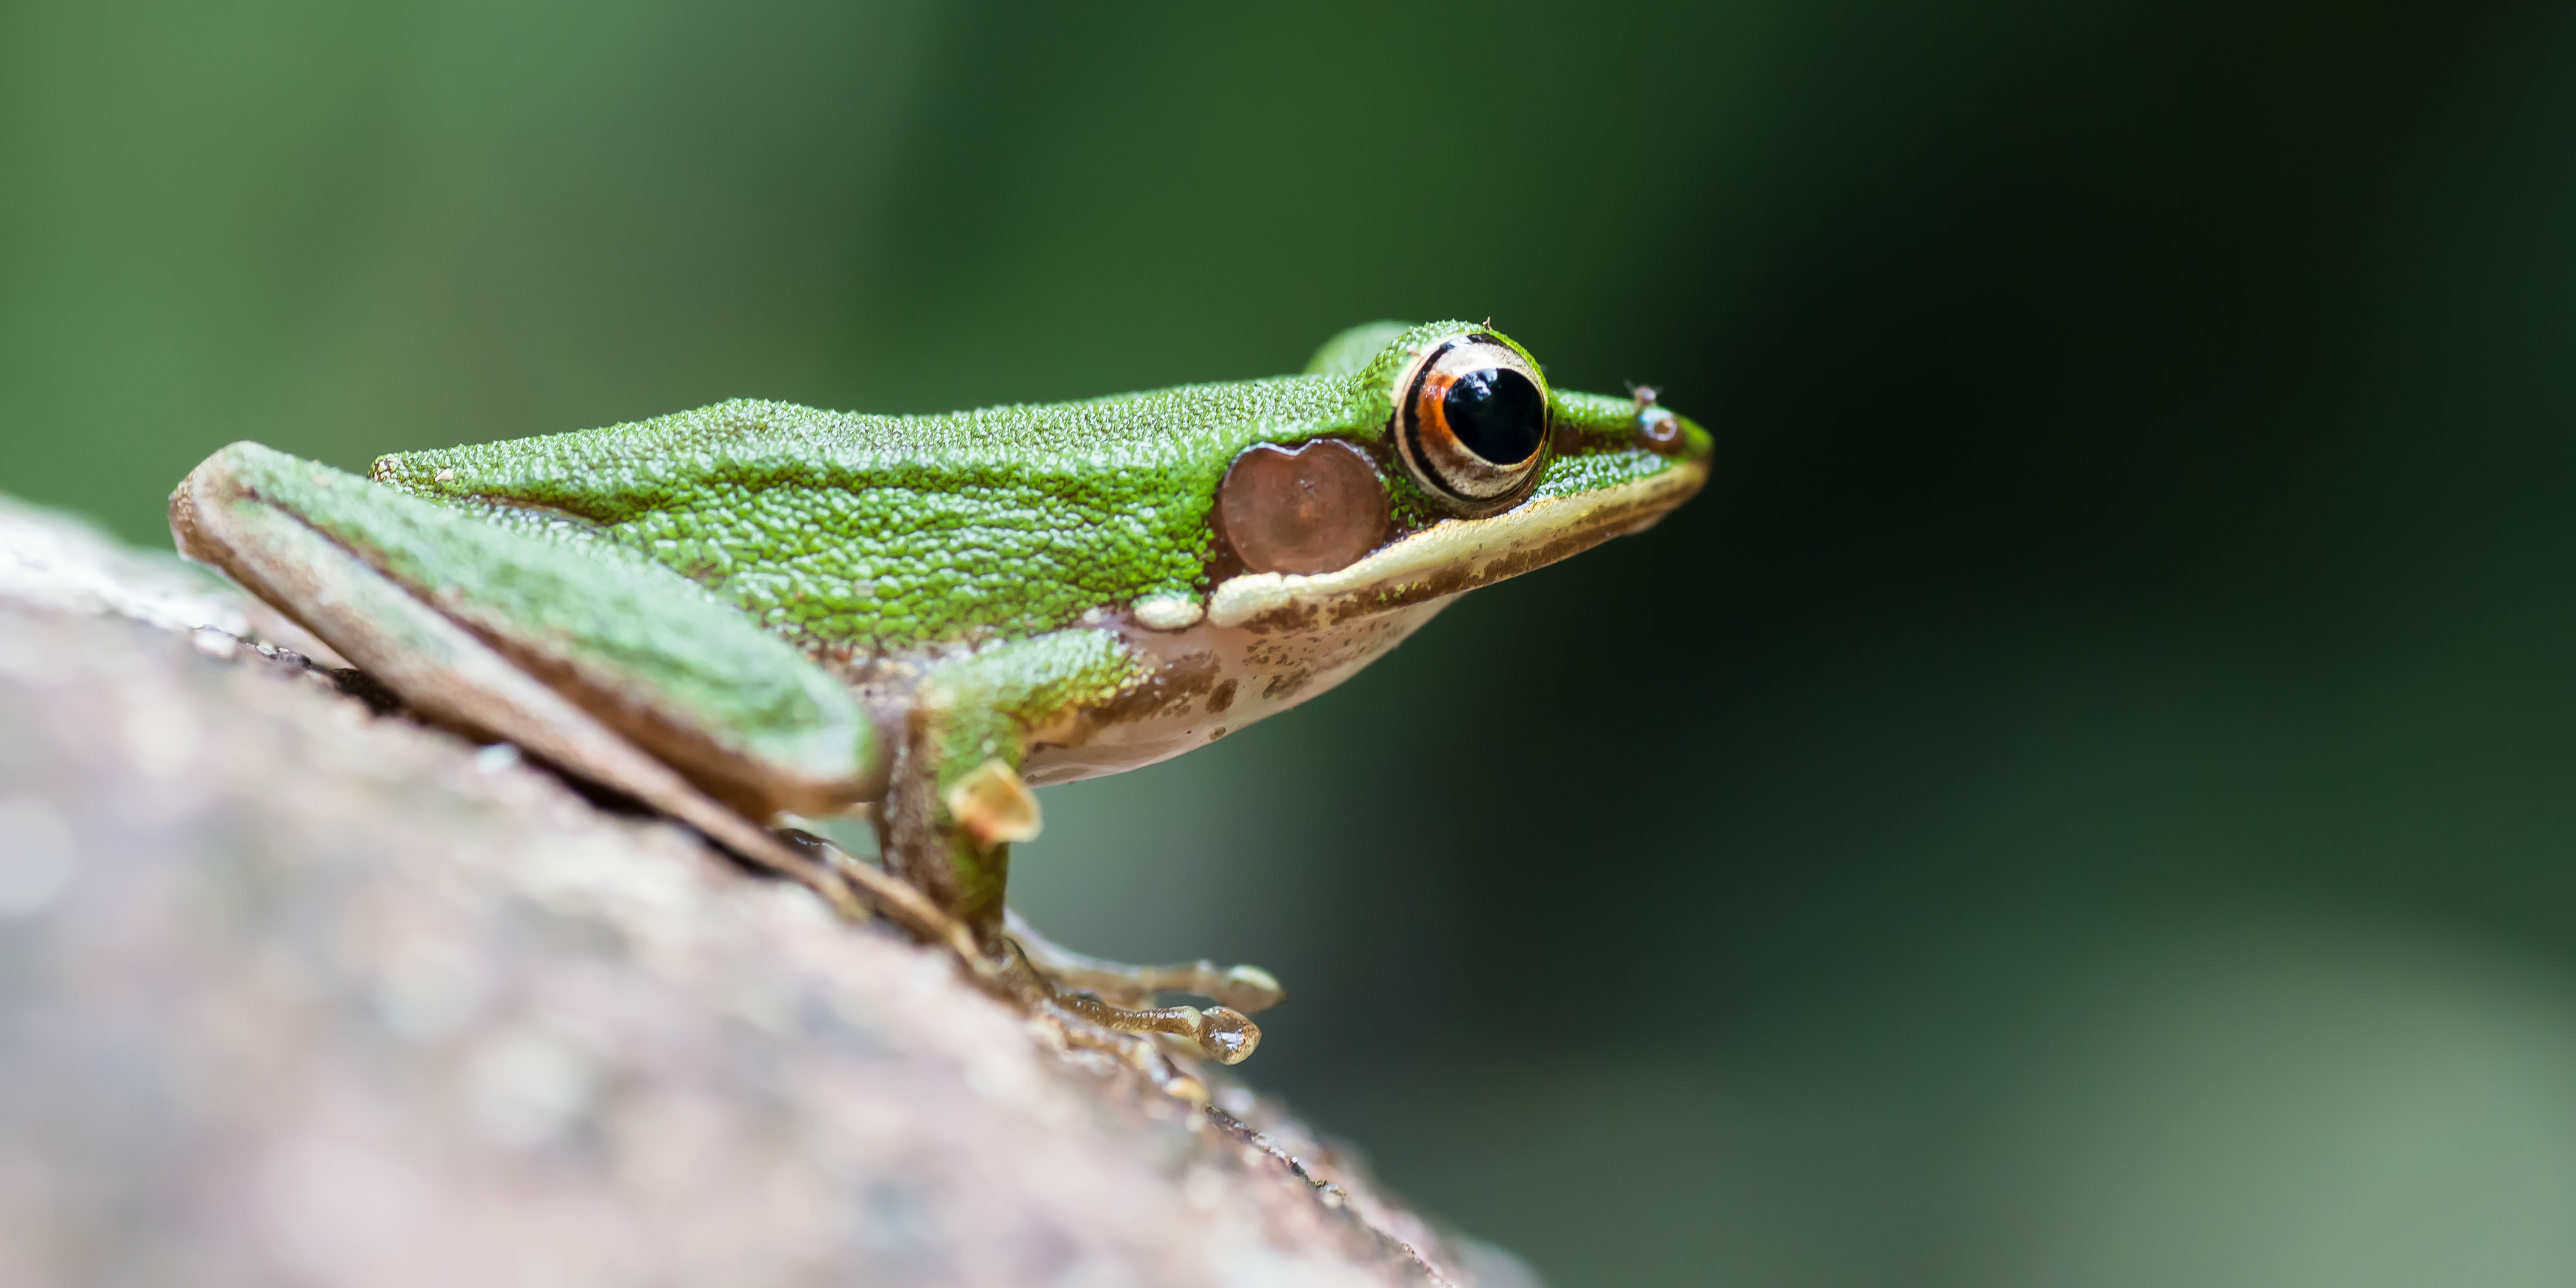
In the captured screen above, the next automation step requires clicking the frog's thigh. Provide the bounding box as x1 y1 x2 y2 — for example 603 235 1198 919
176 471 983 951
173 444 878 818
173 469 766 847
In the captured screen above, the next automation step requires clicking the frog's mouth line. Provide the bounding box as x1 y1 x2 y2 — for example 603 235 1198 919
1205 456 1708 631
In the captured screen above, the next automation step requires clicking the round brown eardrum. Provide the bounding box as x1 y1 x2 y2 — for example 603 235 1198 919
1214 439 1389 576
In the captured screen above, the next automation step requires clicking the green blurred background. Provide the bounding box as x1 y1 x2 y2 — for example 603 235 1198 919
9 0 2576 1282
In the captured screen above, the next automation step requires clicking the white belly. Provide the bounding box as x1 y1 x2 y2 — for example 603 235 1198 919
1016 453 1706 787
1017 594 1453 786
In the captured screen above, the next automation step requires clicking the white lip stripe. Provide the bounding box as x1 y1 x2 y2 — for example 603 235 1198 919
1206 459 1707 629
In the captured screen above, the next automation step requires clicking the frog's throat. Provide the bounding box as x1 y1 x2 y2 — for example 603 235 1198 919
1206 457 1707 630
1014 459 1705 788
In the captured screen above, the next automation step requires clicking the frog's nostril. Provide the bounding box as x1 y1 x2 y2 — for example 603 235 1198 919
1634 408 1687 455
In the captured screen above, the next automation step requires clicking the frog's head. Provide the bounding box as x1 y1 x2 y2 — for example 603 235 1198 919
1200 319 1710 632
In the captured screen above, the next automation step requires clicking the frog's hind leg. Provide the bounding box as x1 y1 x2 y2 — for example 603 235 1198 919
169 445 974 956
177 447 1256 1099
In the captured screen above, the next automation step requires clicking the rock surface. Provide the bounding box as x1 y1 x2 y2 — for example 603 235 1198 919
0 498 1529 1288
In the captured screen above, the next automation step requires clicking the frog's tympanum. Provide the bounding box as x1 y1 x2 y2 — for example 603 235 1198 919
171 321 1710 1099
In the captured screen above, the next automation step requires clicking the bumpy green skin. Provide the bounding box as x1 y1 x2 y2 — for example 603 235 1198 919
214 321 1710 939
365 321 1700 663
214 442 876 786
372 379 1377 659
1540 391 1695 498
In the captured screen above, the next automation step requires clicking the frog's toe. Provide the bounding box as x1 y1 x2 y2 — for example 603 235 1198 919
1209 965 1285 1014
1190 1006 1261 1065
1001 909 1288 1015
1050 990 1263 1066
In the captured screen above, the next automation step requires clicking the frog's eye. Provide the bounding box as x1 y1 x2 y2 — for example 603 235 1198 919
1391 334 1551 514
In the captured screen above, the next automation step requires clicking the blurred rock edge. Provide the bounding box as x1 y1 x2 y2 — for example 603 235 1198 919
0 493 1538 1288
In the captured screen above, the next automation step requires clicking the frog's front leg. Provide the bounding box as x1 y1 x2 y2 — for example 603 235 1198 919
883 632 1275 1066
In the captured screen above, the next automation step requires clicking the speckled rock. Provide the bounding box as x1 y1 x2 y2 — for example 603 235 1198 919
0 499 1531 1288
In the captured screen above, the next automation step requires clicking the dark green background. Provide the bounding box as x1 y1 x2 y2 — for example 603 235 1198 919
10 1 2576 1283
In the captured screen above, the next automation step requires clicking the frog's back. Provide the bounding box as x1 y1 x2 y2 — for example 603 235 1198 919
371 377 1375 661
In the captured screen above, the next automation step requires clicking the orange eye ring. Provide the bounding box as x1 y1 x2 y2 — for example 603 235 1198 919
1390 334 1551 515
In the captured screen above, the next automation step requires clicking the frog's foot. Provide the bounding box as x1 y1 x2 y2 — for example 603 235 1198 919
1017 990 1223 1104
994 937 1264 1079
775 836 1264 1081
1046 982 1264 1065
1003 909 1286 1016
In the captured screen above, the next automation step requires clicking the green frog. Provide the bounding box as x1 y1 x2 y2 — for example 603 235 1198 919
170 319 1709 1097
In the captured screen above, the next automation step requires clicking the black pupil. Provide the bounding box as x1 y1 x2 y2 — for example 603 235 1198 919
1441 366 1544 464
